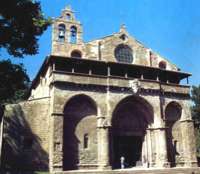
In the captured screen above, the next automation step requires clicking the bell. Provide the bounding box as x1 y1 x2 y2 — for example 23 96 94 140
59 30 65 37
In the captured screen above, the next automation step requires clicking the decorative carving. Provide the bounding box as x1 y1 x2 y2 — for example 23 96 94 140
98 118 111 128
129 79 140 94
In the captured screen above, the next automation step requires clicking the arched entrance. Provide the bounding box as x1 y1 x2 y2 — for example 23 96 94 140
63 94 97 170
111 96 153 169
165 102 182 167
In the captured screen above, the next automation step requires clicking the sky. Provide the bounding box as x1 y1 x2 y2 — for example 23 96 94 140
1 0 200 86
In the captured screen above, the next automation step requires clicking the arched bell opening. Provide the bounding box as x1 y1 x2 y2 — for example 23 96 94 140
58 24 66 42
111 95 153 169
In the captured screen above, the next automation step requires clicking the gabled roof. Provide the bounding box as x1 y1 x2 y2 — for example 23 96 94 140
86 26 178 70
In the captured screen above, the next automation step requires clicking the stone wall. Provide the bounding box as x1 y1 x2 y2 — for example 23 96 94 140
2 98 50 171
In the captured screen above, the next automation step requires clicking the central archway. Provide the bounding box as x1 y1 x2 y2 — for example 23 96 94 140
111 95 153 169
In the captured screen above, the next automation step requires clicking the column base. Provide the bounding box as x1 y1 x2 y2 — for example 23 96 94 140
50 164 63 173
182 161 198 167
78 163 98 170
154 161 170 168
98 164 112 170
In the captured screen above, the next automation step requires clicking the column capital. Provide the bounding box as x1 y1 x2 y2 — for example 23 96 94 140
51 112 64 117
180 119 194 123
97 117 111 128
147 127 167 131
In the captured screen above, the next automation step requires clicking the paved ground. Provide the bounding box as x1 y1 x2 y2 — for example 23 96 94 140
53 167 200 174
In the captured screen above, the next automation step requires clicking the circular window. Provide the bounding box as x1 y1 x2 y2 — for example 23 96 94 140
114 44 133 63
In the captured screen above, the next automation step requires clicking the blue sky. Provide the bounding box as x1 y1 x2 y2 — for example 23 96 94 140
1 0 200 86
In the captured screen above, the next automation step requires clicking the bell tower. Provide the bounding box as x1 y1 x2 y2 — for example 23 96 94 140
51 5 83 57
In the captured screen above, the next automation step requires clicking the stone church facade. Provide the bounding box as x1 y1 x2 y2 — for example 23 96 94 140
2 6 197 172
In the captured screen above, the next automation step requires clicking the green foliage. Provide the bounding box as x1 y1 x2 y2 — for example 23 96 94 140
0 59 30 104
0 0 51 57
191 85 200 127
191 85 200 157
195 128 200 157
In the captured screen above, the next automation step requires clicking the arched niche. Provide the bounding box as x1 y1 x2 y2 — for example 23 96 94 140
63 94 97 170
66 13 71 20
71 50 82 58
159 61 167 69
111 95 153 169
165 101 182 167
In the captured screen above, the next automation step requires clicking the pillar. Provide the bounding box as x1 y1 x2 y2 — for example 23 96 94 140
154 128 169 168
49 113 64 172
97 117 111 170
146 129 154 167
180 120 198 167
142 134 148 167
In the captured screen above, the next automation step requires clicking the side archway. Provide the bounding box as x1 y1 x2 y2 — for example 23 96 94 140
165 101 182 167
63 94 98 170
111 95 153 169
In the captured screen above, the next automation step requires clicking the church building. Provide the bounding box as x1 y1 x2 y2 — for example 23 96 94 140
2 6 197 172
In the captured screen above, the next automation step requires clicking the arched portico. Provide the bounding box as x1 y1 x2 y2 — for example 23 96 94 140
111 95 154 169
165 101 182 167
63 94 98 170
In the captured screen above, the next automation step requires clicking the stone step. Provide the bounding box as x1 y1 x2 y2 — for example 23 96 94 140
53 167 200 174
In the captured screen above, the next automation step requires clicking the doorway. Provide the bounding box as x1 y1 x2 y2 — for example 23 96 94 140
113 136 143 168
111 95 153 169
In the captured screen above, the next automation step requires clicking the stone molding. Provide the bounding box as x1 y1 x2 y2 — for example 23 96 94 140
147 127 168 130
51 112 64 116
52 81 190 99
180 119 194 123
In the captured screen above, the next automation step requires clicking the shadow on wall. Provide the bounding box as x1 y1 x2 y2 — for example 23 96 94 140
1 104 48 173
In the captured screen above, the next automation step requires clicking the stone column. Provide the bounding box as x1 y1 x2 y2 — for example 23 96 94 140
146 129 154 167
97 117 111 170
142 134 148 167
151 95 169 168
180 120 197 167
154 128 169 168
49 113 64 172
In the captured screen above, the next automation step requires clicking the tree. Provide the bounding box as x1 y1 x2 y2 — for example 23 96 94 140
0 0 51 57
0 59 30 104
191 85 200 157
191 85 200 128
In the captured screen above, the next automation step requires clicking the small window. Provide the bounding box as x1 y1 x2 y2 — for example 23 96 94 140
58 24 66 42
70 26 77 44
71 50 82 58
83 134 89 149
159 61 167 69
119 34 127 41
114 44 133 63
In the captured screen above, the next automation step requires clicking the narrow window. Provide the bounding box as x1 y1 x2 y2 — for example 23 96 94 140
58 24 66 42
119 34 127 41
70 26 77 44
84 134 89 149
